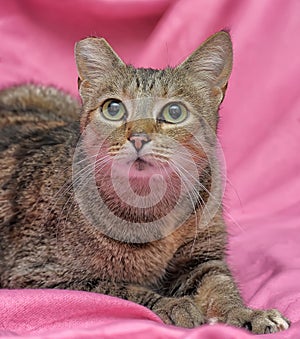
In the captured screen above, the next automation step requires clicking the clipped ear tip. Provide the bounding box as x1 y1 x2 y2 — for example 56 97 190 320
75 37 109 52
74 36 125 81
74 37 120 65
85 36 110 46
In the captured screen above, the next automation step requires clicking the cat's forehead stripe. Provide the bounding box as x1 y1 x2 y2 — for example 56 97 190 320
133 68 166 93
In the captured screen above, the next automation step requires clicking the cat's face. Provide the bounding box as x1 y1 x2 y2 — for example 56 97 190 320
74 32 232 241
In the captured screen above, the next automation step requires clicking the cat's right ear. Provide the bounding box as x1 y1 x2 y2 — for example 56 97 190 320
75 37 125 84
176 31 233 103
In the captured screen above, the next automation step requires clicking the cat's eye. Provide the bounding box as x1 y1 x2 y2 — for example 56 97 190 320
159 103 188 124
101 99 127 121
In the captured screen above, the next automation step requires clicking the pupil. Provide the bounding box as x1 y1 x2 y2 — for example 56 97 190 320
108 102 120 116
169 105 181 119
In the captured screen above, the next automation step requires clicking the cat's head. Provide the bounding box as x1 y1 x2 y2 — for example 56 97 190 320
73 31 232 242
75 31 232 128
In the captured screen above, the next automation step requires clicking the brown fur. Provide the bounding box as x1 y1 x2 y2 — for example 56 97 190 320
0 32 289 333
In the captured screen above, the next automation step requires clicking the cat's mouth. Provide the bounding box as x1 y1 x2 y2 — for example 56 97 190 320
131 158 152 171
127 157 162 178
109 155 172 179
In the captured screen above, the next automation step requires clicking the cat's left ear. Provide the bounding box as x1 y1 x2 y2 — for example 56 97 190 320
177 31 233 102
75 37 125 83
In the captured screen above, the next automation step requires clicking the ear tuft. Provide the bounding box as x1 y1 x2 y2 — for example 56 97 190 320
178 31 233 89
75 37 125 81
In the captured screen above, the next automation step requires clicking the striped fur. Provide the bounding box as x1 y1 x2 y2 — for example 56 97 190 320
0 32 289 333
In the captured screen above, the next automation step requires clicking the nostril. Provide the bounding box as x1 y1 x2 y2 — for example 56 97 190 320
129 133 150 151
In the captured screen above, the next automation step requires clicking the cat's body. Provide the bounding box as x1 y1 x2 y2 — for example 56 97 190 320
0 32 289 333
0 84 225 295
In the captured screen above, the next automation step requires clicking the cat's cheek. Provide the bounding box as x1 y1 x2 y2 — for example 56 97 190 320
81 131 110 166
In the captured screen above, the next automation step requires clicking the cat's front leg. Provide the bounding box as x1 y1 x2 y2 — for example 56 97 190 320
172 260 290 333
96 283 205 328
149 295 205 328
74 280 204 328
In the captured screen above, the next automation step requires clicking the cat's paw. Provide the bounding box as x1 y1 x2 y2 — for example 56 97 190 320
226 307 290 334
152 296 205 328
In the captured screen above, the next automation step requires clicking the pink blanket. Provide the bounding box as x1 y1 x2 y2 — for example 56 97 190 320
1 0 299 337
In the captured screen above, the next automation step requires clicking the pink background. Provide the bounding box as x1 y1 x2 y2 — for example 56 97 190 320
0 0 300 338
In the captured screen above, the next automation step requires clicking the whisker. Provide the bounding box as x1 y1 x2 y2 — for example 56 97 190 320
170 160 216 259
56 154 112 228
27 153 104 241
169 159 215 221
169 161 203 255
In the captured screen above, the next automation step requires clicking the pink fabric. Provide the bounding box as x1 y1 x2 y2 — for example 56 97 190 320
0 0 299 337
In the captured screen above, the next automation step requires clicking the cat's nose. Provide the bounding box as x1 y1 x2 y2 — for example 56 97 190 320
129 133 151 151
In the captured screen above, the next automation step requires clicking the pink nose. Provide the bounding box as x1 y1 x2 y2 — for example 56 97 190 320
129 133 150 151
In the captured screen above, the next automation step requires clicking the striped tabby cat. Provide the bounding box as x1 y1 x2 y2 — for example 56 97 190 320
0 31 289 333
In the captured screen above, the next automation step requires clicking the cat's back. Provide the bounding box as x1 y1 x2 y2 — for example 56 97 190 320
0 84 79 134
0 84 80 245
0 84 80 156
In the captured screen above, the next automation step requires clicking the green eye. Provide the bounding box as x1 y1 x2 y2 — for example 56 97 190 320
160 103 188 124
101 99 126 121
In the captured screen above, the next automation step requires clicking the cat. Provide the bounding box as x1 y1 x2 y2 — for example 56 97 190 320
0 31 290 334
